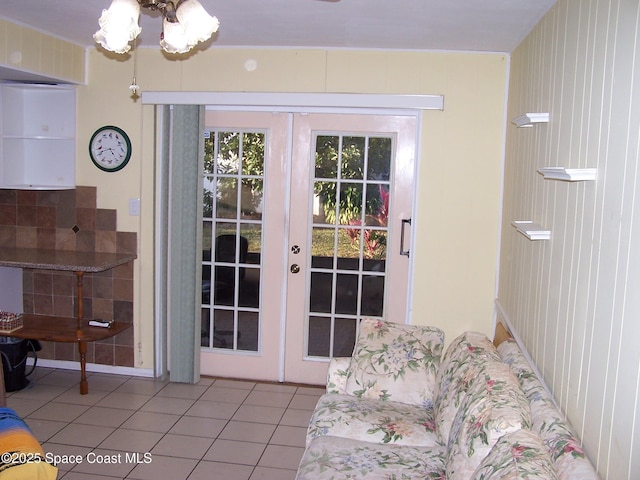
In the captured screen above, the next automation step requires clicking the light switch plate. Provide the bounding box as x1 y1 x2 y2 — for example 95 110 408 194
129 198 140 216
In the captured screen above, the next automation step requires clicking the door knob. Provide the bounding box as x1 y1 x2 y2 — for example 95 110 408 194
290 264 300 274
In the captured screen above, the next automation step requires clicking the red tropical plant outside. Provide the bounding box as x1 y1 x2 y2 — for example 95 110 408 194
345 185 389 259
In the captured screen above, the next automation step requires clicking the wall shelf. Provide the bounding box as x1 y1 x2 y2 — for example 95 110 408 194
512 112 549 128
0 83 76 190
512 221 551 240
537 167 597 182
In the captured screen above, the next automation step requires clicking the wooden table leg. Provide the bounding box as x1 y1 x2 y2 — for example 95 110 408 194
75 271 88 394
75 272 84 330
78 341 88 395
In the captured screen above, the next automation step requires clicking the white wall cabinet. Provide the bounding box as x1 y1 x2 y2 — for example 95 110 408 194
0 83 76 189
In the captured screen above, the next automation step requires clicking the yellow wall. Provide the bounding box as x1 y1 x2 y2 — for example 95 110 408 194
0 18 508 372
0 18 85 83
76 47 507 369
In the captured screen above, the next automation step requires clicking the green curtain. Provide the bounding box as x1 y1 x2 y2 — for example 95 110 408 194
164 105 204 384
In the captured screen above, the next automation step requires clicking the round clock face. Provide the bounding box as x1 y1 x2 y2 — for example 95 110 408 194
89 126 132 172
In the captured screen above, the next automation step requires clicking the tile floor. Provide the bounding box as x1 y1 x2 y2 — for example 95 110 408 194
5 367 325 480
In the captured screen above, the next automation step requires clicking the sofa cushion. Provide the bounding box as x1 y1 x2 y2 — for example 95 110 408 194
296 435 446 480
497 340 600 480
470 429 559 480
435 331 502 445
344 319 444 407
445 361 532 480
306 393 440 447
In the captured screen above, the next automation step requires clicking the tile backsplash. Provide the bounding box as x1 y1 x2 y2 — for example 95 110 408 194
0 186 136 367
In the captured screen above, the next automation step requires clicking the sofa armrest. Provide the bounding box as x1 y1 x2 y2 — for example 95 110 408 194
497 340 600 480
326 357 351 394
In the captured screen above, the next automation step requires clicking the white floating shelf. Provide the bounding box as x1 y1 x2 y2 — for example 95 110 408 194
512 112 549 128
537 167 597 182
512 221 551 241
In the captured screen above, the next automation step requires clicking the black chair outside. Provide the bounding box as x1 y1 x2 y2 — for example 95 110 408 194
202 234 249 346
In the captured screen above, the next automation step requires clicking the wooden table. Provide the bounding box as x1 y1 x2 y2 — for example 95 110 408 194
9 315 130 394
0 248 137 394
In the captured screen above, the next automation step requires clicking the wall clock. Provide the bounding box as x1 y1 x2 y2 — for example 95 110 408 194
89 125 132 172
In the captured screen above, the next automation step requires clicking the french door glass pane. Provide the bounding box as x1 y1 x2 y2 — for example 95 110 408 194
362 275 384 316
334 318 358 357
367 137 392 181
342 136 365 180
307 316 358 357
241 179 263 220
313 182 337 226
315 136 339 178
307 132 393 358
201 129 265 352
308 317 331 357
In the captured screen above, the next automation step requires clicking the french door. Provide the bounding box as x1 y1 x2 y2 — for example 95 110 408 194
199 110 417 385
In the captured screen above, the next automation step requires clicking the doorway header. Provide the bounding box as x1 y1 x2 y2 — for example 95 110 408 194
141 92 444 112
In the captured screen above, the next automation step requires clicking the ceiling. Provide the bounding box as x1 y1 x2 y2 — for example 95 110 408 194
1 0 557 54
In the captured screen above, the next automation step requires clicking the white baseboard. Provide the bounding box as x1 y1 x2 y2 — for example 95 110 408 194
27 358 155 378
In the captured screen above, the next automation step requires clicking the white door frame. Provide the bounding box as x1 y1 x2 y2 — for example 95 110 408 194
284 112 419 384
147 92 444 380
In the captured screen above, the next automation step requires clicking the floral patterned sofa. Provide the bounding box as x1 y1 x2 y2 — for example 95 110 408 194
295 319 599 480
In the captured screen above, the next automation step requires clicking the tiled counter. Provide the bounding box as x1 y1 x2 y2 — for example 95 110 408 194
0 248 136 394
0 248 136 273
0 186 137 370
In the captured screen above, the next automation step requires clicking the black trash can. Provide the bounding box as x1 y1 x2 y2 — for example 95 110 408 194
0 337 29 392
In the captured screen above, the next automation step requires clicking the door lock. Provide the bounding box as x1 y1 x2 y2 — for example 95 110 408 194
290 264 300 274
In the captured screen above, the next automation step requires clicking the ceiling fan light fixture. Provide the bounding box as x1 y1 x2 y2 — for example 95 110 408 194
176 0 220 47
160 18 191 53
94 0 219 54
93 0 141 54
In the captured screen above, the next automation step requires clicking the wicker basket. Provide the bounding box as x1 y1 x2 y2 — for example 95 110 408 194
0 311 23 334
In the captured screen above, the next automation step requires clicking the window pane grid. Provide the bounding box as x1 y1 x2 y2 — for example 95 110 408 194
307 132 392 358
202 128 265 353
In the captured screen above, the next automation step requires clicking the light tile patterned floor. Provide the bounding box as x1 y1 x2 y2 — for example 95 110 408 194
6 368 324 480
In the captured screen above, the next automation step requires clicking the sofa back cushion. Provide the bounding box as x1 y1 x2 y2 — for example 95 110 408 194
445 361 532 480
470 429 559 480
435 331 502 445
344 318 445 407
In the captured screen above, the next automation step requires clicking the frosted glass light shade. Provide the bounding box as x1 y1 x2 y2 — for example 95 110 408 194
94 0 141 54
176 0 220 47
160 19 190 54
